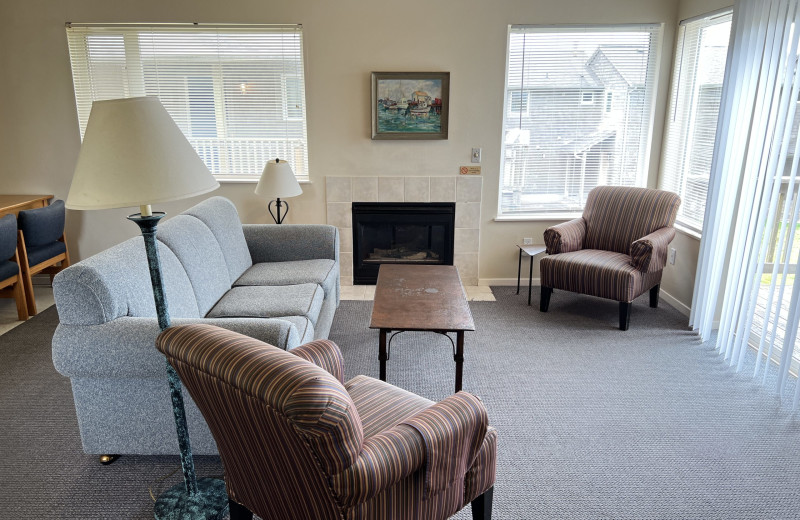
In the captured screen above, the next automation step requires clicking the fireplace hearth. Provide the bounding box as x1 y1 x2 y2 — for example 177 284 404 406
352 202 455 284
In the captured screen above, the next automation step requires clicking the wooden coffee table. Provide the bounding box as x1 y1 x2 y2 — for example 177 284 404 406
370 264 475 392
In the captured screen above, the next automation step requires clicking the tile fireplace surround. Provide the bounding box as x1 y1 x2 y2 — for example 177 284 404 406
326 176 482 286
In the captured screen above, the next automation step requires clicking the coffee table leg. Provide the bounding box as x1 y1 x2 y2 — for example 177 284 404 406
454 331 464 393
516 248 522 295
379 329 388 382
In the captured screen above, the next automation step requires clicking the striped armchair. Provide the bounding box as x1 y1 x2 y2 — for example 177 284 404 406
156 324 497 520
540 186 680 330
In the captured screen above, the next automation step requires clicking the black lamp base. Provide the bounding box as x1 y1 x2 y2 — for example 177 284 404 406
154 477 229 520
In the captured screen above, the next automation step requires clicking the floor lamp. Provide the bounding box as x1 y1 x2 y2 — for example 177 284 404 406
254 159 302 223
66 97 228 519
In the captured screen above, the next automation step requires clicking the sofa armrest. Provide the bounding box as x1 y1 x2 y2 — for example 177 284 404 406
242 224 339 264
331 423 426 507
630 226 676 273
52 316 301 379
544 218 586 254
290 339 345 384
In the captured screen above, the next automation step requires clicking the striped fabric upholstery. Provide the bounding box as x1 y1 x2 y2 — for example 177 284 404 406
583 186 680 255
541 249 663 302
156 325 496 520
290 339 345 383
544 217 586 255
541 186 680 304
630 226 677 273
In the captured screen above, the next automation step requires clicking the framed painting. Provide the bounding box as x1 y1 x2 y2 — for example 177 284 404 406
371 72 450 140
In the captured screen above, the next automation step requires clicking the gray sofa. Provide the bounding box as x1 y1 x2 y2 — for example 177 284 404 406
51 196 340 456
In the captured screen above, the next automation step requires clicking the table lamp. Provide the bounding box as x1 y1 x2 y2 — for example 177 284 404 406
66 96 227 519
254 158 302 223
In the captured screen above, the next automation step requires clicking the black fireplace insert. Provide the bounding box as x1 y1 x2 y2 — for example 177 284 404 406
351 202 455 284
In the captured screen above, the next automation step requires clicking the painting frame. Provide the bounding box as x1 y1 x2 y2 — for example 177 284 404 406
371 72 450 140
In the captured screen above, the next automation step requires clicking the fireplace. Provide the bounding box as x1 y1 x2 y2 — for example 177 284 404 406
352 202 455 284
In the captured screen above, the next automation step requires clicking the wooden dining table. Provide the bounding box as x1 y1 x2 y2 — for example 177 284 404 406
0 195 53 217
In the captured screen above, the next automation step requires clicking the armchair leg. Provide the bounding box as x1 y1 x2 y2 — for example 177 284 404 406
229 499 253 520
619 302 631 331
540 287 552 312
649 284 660 308
471 486 494 520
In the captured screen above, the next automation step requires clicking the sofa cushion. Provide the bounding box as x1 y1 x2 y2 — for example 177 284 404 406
158 215 231 317
540 249 662 303
233 259 337 298
206 284 324 325
182 196 253 284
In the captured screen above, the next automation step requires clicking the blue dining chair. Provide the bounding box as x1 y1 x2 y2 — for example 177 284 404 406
0 214 28 321
17 199 70 316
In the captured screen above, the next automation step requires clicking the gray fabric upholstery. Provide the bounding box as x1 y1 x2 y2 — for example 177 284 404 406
53 316 302 379
53 237 200 325
70 377 218 455
157 215 231 317
234 259 337 299
282 316 316 345
206 284 324 325
243 224 339 263
52 196 340 457
183 196 252 284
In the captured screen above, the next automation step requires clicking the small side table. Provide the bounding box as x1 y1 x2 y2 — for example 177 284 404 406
516 244 547 306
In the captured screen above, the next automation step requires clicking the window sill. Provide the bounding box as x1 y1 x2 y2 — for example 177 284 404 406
215 177 312 184
675 223 702 240
494 213 582 222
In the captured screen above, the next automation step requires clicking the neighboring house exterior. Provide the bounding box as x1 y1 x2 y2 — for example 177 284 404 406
502 45 650 213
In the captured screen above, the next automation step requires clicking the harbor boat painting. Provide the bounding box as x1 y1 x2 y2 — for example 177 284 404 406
371 72 449 140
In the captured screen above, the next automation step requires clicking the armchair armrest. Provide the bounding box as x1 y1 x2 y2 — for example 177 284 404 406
290 339 345 384
242 224 339 264
544 218 586 254
630 226 676 273
402 392 488 498
331 423 425 507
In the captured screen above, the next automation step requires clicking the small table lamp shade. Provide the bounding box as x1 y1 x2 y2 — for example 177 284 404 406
66 96 219 210
254 159 302 224
254 159 302 199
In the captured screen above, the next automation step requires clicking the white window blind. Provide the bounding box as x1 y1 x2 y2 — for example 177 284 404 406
660 11 732 234
66 24 310 181
499 24 661 217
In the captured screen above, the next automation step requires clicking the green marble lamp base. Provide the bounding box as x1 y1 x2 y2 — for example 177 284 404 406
154 477 229 520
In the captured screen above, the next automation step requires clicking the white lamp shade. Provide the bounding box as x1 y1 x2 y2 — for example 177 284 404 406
254 159 303 199
66 96 219 210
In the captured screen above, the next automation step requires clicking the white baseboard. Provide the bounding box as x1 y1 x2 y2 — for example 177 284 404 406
659 289 691 317
479 278 540 287
478 279 693 316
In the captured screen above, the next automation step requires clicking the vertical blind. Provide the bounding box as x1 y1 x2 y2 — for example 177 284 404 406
691 0 800 406
499 24 661 217
66 24 310 181
660 11 732 234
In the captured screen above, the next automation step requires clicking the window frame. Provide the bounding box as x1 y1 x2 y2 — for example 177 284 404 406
658 9 733 236
497 23 662 219
65 23 310 182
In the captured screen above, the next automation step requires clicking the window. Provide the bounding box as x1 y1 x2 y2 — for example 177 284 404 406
659 11 732 234
499 24 661 217
66 24 310 181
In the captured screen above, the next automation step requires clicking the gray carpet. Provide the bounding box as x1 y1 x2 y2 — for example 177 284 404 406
3 287 800 519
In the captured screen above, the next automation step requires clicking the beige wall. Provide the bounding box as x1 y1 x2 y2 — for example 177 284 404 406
2 0 695 295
